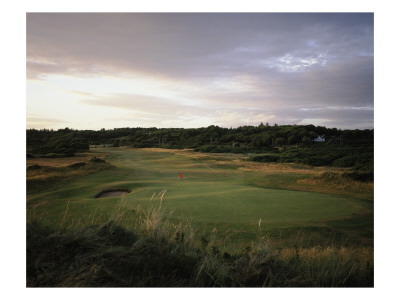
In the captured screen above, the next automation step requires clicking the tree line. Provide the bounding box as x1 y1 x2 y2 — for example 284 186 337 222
27 124 373 154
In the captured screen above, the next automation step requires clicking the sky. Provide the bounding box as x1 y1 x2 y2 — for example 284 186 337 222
26 13 374 130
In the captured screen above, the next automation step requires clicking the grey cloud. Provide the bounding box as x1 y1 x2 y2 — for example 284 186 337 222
186 56 373 113
266 56 373 108
27 13 373 79
266 105 374 129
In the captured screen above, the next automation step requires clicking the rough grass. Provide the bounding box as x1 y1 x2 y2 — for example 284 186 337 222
26 151 108 168
296 172 373 197
27 202 373 287
26 157 114 194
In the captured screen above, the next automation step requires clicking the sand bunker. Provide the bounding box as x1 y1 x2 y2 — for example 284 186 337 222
95 188 131 198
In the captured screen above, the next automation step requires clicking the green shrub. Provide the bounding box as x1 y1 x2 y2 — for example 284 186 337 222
342 171 373 182
333 155 358 167
68 162 87 169
90 157 105 163
27 164 41 170
251 155 279 162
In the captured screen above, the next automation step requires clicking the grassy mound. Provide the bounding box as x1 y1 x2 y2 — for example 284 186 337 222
26 158 114 194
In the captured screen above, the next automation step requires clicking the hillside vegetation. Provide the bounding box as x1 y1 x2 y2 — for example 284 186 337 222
27 124 372 166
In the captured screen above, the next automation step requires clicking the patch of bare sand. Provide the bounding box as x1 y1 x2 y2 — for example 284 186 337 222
95 188 131 198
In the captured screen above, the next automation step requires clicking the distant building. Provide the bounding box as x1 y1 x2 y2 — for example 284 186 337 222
313 135 325 142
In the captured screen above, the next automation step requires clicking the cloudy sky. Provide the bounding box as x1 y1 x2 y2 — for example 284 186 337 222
26 13 373 130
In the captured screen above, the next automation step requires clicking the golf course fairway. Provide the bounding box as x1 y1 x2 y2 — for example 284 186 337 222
27 147 373 247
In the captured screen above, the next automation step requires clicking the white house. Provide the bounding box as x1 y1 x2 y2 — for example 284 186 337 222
314 135 325 142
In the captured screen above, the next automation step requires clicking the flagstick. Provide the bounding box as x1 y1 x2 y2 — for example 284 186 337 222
177 173 183 190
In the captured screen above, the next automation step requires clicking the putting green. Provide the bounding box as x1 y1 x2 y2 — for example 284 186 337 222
122 181 363 227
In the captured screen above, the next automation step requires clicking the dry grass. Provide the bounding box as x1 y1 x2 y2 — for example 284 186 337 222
27 151 110 182
278 246 373 261
26 152 108 168
296 176 374 196
238 163 329 174
144 148 244 161
142 148 342 175
134 191 196 247
27 163 110 181
275 246 373 286
27 168 86 182
26 157 113 195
